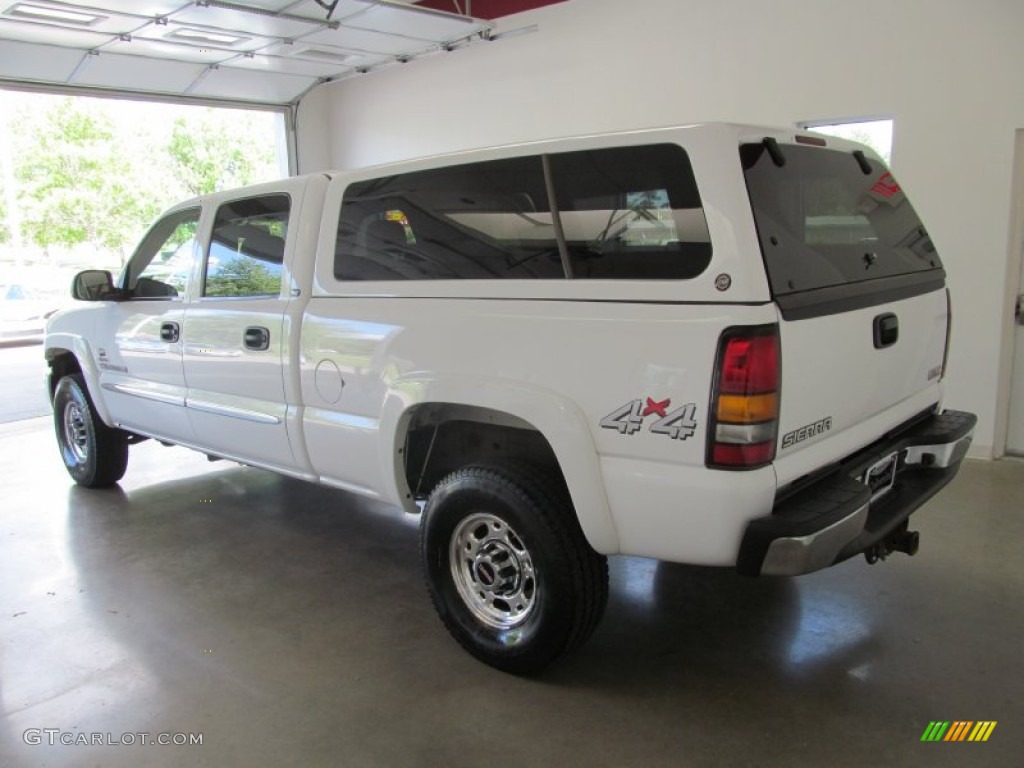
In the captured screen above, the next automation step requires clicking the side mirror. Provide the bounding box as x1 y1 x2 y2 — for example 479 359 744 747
71 270 120 301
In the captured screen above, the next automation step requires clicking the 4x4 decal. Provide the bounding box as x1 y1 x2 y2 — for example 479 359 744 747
600 398 698 441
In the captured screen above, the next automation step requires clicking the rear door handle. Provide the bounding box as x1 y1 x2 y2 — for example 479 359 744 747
160 321 180 343
244 326 270 351
873 313 898 348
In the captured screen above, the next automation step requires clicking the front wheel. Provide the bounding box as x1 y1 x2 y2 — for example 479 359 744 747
53 374 128 487
421 465 608 674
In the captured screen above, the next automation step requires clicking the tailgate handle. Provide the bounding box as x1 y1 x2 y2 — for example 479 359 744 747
873 313 899 348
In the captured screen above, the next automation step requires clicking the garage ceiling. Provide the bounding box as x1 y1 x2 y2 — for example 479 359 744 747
0 0 529 105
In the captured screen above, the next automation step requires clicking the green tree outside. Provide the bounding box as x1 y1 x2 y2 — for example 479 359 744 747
16 99 163 254
167 110 278 196
205 256 281 297
0 193 8 245
0 93 282 264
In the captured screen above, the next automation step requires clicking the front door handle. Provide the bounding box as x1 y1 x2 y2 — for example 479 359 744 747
1016 294 1023 326
160 321 180 343
873 313 898 348
244 326 270 351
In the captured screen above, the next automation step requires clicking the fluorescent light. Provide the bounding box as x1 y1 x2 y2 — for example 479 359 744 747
6 2 105 25
168 28 248 46
291 47 359 65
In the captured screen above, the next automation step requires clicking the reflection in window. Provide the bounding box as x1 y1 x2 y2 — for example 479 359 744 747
549 144 711 279
205 195 289 297
128 208 201 298
336 156 562 281
384 209 417 244
742 142 940 295
335 144 712 281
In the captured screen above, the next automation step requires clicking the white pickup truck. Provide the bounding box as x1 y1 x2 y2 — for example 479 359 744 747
45 123 976 673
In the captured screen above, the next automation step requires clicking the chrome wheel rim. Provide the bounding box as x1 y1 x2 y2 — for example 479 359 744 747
450 512 537 630
62 401 89 463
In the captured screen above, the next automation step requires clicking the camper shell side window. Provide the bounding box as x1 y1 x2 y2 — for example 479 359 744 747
335 144 712 281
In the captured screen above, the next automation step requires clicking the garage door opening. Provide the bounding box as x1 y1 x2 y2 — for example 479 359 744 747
799 118 894 165
0 88 288 423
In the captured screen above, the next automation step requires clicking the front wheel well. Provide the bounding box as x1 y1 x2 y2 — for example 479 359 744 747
401 405 564 503
45 350 83 401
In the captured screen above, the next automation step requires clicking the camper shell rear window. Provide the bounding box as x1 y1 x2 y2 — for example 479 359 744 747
741 142 943 297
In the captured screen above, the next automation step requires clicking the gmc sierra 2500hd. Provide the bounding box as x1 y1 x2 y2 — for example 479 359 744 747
46 124 975 673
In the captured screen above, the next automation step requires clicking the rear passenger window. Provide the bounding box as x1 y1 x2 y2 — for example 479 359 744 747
551 144 711 279
205 195 289 298
336 156 562 280
335 144 711 281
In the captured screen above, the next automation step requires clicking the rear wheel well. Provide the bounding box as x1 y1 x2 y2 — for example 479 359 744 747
401 405 564 503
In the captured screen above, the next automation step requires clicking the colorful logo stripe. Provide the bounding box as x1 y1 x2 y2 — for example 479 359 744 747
921 721 996 742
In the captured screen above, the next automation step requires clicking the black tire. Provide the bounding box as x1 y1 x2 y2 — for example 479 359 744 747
421 464 608 674
53 374 129 487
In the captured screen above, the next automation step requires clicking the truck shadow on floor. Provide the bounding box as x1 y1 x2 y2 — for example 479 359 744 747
61 467 879 698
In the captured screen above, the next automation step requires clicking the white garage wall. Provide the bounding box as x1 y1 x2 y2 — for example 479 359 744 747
295 0 1024 457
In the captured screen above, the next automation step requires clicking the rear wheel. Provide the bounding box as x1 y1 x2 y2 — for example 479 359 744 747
421 464 608 674
53 374 128 487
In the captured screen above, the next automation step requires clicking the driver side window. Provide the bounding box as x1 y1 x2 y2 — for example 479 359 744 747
123 209 201 299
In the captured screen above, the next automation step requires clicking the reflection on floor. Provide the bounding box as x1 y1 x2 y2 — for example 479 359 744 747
1 416 1021 767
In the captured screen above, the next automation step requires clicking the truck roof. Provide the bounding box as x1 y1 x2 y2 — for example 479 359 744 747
168 121 882 212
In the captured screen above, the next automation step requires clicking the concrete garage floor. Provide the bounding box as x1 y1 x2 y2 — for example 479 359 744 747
1 416 1021 768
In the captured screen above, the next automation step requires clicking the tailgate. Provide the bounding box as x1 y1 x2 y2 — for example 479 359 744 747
774 289 947 484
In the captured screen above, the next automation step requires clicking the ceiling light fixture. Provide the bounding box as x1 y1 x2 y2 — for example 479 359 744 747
5 2 105 25
168 28 248 46
290 46 359 65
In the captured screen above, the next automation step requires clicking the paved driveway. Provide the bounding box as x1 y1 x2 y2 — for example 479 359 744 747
0 341 50 423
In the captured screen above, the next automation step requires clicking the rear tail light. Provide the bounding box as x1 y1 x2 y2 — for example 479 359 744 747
707 325 780 469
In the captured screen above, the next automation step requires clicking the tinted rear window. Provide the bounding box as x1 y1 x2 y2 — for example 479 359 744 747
741 142 942 295
205 195 289 297
335 144 711 281
336 155 563 280
551 145 711 279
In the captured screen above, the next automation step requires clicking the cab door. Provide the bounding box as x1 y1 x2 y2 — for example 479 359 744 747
95 207 200 445
181 189 299 470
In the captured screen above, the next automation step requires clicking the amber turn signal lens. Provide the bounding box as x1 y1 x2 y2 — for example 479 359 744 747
716 393 778 424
